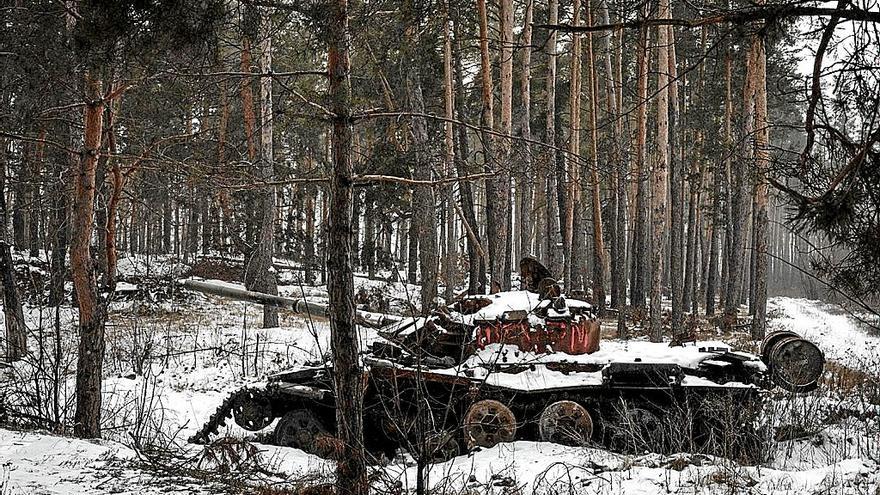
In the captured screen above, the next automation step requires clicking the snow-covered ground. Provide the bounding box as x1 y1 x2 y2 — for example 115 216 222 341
1 255 879 495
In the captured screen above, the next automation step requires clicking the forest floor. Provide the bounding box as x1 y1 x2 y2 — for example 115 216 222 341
0 253 878 494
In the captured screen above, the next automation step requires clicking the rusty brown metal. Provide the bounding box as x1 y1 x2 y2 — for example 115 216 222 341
463 399 517 448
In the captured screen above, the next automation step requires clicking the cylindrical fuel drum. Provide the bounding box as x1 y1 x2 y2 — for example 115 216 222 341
760 330 824 393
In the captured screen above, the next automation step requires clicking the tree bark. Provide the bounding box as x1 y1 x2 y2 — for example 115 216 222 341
477 0 505 292
707 49 732 316
667 24 684 337
725 43 756 325
565 0 582 292
518 0 534 263
327 0 368 491
499 0 513 290
0 139 26 362
545 0 563 277
750 7 770 339
651 0 670 341
248 10 279 328
443 0 457 303
72 72 107 439
452 12 484 294
406 37 438 313
600 0 627 336
585 0 606 313
631 21 650 310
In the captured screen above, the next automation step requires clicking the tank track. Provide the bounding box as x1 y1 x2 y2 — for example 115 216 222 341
189 384 281 444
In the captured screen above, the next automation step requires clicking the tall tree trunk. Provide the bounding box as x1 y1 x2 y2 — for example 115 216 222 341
327 0 368 492
105 92 122 289
725 45 755 325
452 12 484 293
545 0 562 277
667 24 684 337
518 0 534 262
650 0 670 341
248 10 279 328
707 49 732 316
72 72 106 439
585 0 606 313
443 0 457 303
477 0 505 292
600 0 627 335
499 0 513 290
751 12 770 339
0 139 26 362
631 21 650 310
565 0 582 292
406 39 438 313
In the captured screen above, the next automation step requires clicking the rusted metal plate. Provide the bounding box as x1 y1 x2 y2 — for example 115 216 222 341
473 318 600 355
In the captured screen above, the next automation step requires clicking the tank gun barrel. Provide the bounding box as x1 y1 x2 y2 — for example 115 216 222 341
179 279 402 328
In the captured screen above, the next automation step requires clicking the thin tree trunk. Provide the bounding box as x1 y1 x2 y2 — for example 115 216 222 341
650 0 670 341
585 0 606 313
565 0 582 292
249 10 279 328
301 157 315 284
327 0 368 491
477 0 505 292
0 139 26 362
631 22 650 310
406 39 438 313
518 0 534 263
708 50 732 316
49 123 72 306
240 37 258 164
545 0 562 277
667 24 684 337
498 0 513 290
751 12 769 338
452 11 484 293
600 0 627 335
725 44 756 325
443 0 457 303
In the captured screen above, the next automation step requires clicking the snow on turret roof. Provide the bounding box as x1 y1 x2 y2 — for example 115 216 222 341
418 340 765 392
451 291 592 325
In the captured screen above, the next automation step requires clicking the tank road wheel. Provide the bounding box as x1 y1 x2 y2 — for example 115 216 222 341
274 409 328 455
463 399 517 449
231 392 274 431
538 400 593 446
425 430 461 463
768 337 824 392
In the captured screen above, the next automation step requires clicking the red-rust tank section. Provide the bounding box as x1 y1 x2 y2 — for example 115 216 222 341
474 314 600 355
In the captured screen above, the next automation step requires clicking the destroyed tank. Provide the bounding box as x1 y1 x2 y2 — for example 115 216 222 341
189 258 825 461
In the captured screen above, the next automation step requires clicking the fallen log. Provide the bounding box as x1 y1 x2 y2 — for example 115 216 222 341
179 279 403 329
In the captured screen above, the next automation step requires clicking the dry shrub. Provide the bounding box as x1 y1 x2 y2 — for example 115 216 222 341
822 361 879 401
315 433 346 460
198 436 261 472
